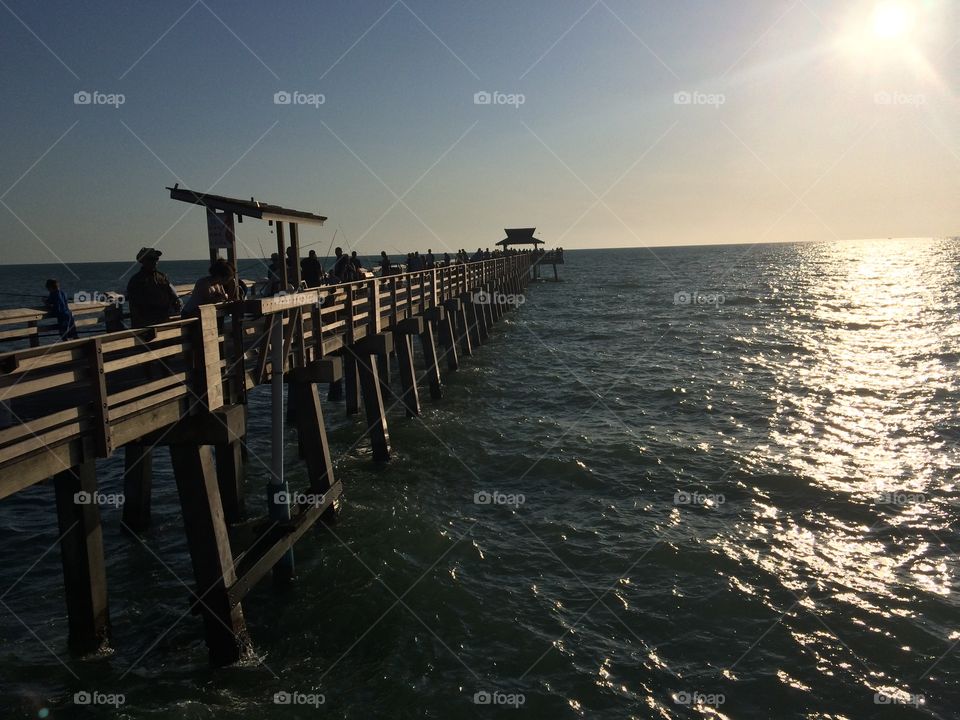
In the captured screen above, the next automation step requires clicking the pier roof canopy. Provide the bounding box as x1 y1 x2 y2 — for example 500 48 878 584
167 185 327 225
497 228 543 247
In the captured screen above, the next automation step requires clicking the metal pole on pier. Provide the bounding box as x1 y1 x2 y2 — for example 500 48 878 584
269 221 294 583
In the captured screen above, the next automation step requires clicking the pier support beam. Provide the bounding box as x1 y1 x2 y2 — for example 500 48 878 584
420 309 443 400
292 380 337 518
394 325 421 418
342 351 361 416
438 300 459 372
54 458 110 655
170 443 252 667
121 444 152 534
327 378 343 402
215 440 245 525
448 298 472 358
351 333 393 462
462 296 483 348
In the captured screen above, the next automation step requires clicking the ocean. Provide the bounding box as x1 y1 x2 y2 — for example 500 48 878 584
0 239 957 718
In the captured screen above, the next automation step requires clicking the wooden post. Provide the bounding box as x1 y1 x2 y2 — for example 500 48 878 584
464 297 483 347
492 283 503 321
483 284 496 327
343 350 361 416
441 299 461 370
394 333 420 417
356 352 390 462
327 378 343 402
214 441 244 525
419 318 443 400
121 443 152 533
455 301 473 356
170 443 252 666
54 458 110 654
292 380 337 517
475 293 490 341
275 222 288 290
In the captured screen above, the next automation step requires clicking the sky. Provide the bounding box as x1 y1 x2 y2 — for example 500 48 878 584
0 0 957 264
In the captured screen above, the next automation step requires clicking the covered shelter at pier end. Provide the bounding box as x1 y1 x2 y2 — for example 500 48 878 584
496 227 543 250
496 227 563 281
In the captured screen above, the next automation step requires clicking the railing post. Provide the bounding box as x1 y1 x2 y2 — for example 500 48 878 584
86 337 112 458
195 306 224 412
368 279 382 335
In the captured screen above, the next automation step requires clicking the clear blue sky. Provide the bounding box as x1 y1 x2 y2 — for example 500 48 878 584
0 0 956 263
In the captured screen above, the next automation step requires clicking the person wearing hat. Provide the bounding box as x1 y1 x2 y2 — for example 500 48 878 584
126 247 182 328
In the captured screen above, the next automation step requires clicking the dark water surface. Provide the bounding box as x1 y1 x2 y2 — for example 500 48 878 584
1 241 958 718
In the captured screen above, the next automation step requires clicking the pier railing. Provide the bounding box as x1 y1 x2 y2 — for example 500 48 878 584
0 255 530 497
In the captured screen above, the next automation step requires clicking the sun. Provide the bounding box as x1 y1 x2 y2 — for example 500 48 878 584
870 1 917 40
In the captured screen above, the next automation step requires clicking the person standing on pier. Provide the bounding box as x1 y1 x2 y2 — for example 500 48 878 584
301 250 324 287
379 251 393 276
126 248 182 328
330 246 353 283
425 249 435 268
350 251 364 277
43 279 78 340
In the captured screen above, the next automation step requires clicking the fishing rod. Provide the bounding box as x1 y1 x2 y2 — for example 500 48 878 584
235 236 272 275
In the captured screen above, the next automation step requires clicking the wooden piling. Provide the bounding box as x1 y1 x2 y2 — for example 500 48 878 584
291 380 337 517
438 300 460 372
53 457 110 655
170 442 251 666
394 330 420 417
121 443 152 533
343 351 361 416
214 440 245 525
419 310 443 400
356 352 391 462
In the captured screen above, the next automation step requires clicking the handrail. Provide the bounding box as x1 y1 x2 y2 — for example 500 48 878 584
0 255 532 490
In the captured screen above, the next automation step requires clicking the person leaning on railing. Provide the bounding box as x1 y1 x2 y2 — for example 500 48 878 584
126 247 183 328
181 259 237 316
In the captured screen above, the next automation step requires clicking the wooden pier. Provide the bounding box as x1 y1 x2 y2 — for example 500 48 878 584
0 193 539 666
